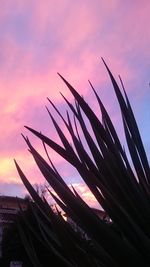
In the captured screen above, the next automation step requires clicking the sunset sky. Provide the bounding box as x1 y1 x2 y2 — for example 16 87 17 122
0 0 150 208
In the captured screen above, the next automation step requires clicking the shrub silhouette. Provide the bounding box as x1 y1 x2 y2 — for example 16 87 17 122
15 60 150 267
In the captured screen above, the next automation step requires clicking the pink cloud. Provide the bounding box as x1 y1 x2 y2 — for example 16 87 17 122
70 183 100 209
0 0 150 204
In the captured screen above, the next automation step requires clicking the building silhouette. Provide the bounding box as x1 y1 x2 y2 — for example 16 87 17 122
0 196 28 261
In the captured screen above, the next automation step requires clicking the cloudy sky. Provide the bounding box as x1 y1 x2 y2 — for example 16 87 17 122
0 0 150 208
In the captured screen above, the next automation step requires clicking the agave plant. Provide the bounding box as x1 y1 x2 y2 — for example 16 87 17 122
15 59 150 267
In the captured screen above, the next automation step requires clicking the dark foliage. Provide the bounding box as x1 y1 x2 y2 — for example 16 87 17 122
15 61 150 266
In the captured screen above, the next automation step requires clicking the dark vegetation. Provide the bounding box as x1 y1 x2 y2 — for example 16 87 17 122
11 60 150 266
1 204 68 267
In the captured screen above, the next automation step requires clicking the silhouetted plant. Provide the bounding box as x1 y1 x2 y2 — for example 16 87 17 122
2 204 68 267
15 60 150 267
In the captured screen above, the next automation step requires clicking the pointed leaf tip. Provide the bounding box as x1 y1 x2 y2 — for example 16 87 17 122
57 72 62 78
